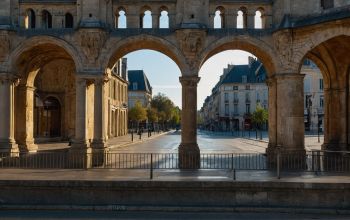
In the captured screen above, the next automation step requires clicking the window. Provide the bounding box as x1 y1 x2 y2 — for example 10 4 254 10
225 104 229 116
65 13 73 28
320 96 324 108
25 9 36 29
234 104 238 115
233 86 239 90
214 7 225 29
254 10 263 29
42 10 52 29
224 93 229 102
245 85 250 90
321 0 334 9
141 10 152 28
237 8 247 29
256 93 260 102
224 86 231 91
245 92 250 102
246 104 251 114
234 92 238 102
116 9 127 28
319 79 324 91
133 82 138 90
159 10 169 28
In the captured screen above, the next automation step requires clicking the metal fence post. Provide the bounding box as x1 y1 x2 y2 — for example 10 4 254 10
150 153 153 180
277 147 281 179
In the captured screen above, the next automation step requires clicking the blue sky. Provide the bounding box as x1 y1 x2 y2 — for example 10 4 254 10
126 50 254 109
124 10 261 109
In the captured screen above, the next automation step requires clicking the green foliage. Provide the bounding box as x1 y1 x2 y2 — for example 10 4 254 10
128 101 147 123
147 108 159 123
251 104 268 129
150 93 181 126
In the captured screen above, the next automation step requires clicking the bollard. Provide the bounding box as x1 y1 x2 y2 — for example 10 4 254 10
256 130 258 139
131 130 134 142
150 154 153 180
139 131 142 140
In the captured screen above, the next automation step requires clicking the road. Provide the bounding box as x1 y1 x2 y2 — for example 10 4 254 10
110 130 321 153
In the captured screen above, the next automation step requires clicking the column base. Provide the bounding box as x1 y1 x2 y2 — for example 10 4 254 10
19 140 38 153
69 140 92 168
266 145 306 170
91 140 108 167
178 143 200 169
0 139 19 156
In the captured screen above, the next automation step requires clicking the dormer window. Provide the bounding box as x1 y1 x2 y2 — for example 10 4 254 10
133 82 138 90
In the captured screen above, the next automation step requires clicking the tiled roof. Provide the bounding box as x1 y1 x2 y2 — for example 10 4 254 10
128 70 152 93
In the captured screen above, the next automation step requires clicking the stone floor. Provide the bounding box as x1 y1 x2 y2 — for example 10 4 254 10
0 168 349 183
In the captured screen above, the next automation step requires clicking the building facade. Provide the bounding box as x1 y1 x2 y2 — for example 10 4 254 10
200 59 324 133
303 60 324 132
107 58 128 139
128 70 152 109
200 57 268 131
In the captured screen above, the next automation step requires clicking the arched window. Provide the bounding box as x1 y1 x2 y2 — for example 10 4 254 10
42 10 52 29
214 7 225 29
237 8 247 29
116 9 127 28
65 13 73 28
321 0 334 9
141 10 152 28
159 10 169 28
254 11 263 29
25 9 36 29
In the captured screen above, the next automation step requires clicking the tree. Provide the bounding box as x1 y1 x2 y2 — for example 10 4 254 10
251 104 268 139
128 101 147 130
147 107 159 123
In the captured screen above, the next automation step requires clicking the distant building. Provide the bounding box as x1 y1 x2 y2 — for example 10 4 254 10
200 58 324 132
303 60 324 132
200 57 268 131
128 70 152 108
107 58 128 138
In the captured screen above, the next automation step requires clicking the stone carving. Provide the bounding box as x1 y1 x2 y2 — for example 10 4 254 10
0 35 10 61
274 30 293 68
80 31 107 62
177 30 206 72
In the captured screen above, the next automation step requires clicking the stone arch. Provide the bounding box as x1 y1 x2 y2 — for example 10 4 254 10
199 36 278 77
9 35 83 81
295 30 350 152
101 35 187 73
295 26 350 65
140 5 153 28
214 6 225 29
159 6 169 28
115 6 127 28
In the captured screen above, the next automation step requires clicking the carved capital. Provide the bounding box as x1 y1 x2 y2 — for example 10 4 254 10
0 73 20 86
274 30 295 70
177 29 206 72
180 76 200 88
79 30 107 62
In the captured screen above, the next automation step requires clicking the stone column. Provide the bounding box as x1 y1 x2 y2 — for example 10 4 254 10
0 74 19 155
16 85 37 153
276 74 305 156
266 77 277 155
179 76 200 169
71 77 90 151
152 13 159 28
91 78 107 150
323 88 348 151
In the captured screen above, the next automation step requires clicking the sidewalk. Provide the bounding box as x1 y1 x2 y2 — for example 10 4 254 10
107 130 172 150
36 131 172 152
